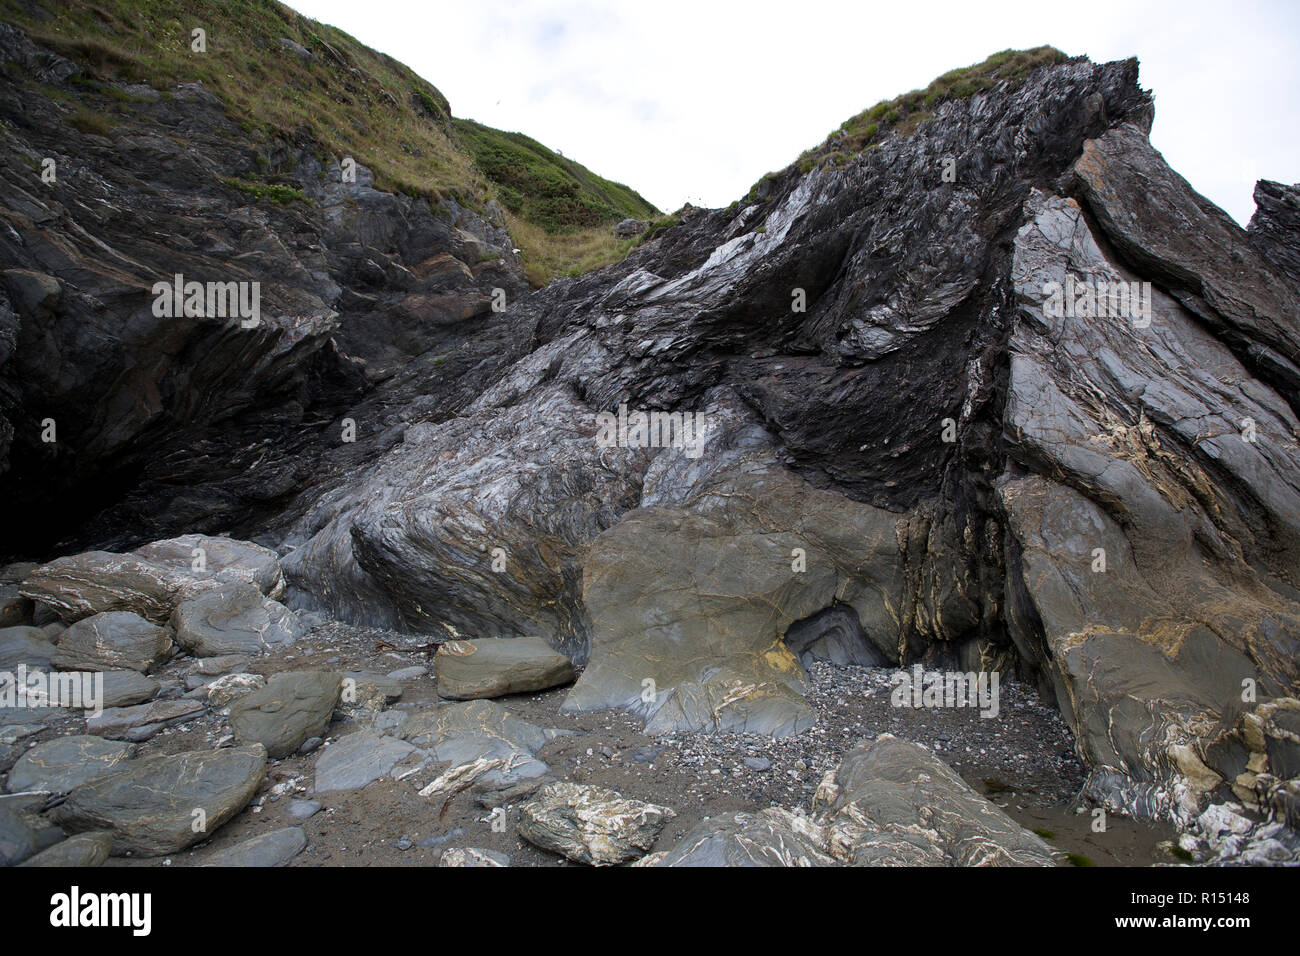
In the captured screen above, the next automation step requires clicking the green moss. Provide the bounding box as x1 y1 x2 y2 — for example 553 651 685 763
1032 828 1057 840
1170 845 1194 861
1065 852 1095 867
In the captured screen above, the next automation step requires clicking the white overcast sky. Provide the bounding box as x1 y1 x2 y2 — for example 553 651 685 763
286 0 1300 225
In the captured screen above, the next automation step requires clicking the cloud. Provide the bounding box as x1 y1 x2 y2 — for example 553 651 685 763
286 0 1300 223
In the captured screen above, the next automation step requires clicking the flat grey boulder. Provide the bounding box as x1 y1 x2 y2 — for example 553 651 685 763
518 782 675 865
52 744 267 856
202 826 306 866
171 583 303 657
50 611 171 673
99 670 162 708
313 729 419 792
86 699 206 741
19 831 113 867
435 637 575 700
6 735 134 793
0 626 55 671
21 535 285 625
439 847 509 867
401 699 563 784
0 798 38 865
229 671 342 758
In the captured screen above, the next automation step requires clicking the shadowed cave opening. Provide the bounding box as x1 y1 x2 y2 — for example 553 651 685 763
783 603 890 669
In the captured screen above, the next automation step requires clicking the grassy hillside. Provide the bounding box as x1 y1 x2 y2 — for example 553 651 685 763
0 0 658 284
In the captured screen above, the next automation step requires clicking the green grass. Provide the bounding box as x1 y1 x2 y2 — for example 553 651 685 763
0 0 658 284
221 177 309 205
453 118 656 234
753 46 1070 193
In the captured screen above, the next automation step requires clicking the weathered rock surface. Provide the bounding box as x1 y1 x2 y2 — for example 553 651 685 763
19 536 285 624
313 729 419 793
400 699 563 784
517 781 675 865
0 625 54 670
171 583 303 657
229 670 342 758
202 826 307 867
5 735 134 793
19 830 113 867
86 699 206 741
51 744 267 855
435 637 575 700
50 610 171 673
98 669 162 708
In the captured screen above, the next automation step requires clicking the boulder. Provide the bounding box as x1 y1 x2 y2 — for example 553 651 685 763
20 536 285 625
0 584 32 627
19 830 113 867
50 611 171 673
171 583 302 657
98 670 162 708
202 826 306 866
51 745 267 856
0 798 38 866
638 808 834 867
206 672 266 707
86 699 206 741
0 626 55 671
517 781 675 865
313 729 420 793
400 699 563 784
229 670 342 758
434 637 575 700
5 735 134 793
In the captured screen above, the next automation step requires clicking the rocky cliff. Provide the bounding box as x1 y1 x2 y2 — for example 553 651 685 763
2 11 1298 858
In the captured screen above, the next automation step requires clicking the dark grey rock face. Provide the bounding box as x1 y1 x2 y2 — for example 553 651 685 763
171 583 302 657
5 735 134 793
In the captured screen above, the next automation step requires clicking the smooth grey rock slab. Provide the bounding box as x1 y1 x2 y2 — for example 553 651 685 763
6 735 134 793
0 626 55 671
19 830 113 867
202 826 306 866
52 744 267 856
229 671 341 758
313 730 418 792
99 669 162 708
400 700 561 783
435 637 574 700
86 699 206 741
50 611 171 673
